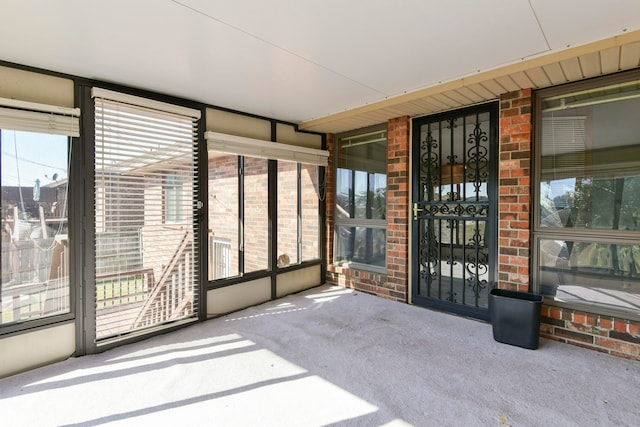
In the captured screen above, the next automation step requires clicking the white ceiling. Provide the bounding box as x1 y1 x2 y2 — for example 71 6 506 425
1 0 640 130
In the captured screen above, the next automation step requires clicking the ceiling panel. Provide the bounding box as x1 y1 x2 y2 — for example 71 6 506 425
523 68 551 88
0 0 639 130
493 76 520 93
479 79 509 96
578 52 602 78
559 57 584 81
453 87 486 104
178 0 548 97
620 42 640 69
468 83 500 99
529 0 640 49
600 47 621 75
541 63 567 85
509 72 536 90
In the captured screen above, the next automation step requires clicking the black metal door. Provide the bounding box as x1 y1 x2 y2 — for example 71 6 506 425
411 103 498 320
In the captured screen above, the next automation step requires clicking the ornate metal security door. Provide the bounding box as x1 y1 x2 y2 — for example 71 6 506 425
411 103 498 320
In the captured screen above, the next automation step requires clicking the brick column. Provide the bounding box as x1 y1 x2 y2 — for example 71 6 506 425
325 133 336 270
498 89 532 292
386 117 410 301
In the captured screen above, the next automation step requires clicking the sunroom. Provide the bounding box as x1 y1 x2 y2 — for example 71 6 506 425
1 0 640 383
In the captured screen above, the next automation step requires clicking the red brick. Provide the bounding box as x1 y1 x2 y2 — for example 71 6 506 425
599 317 613 330
614 321 628 333
510 113 531 124
567 321 607 336
574 312 586 325
549 307 563 319
595 337 640 356
510 133 531 143
555 327 594 344
609 351 640 362
501 108 520 118
500 91 521 101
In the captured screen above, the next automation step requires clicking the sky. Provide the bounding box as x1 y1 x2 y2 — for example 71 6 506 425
1 129 68 188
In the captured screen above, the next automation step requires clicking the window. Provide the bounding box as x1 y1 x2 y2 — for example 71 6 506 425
277 161 299 266
1 99 78 328
276 161 322 266
534 71 640 318
301 163 321 262
208 153 239 279
335 126 387 270
243 156 269 273
164 174 184 223
1 130 71 325
206 131 326 280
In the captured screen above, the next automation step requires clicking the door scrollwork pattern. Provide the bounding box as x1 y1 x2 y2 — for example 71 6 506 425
417 112 492 305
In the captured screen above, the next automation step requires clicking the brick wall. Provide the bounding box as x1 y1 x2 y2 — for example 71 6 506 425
326 117 410 302
498 89 533 293
498 89 640 361
540 307 640 360
324 94 640 361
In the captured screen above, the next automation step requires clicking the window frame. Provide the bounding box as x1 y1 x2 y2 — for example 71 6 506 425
333 124 388 273
532 69 640 320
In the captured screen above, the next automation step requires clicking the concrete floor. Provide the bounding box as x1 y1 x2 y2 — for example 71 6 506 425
1 284 639 426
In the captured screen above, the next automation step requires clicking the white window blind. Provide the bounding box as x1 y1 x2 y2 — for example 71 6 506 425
541 116 586 180
0 97 80 136
93 88 199 340
206 131 328 166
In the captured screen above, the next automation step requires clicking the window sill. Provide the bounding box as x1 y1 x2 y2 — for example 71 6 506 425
330 261 387 276
540 292 640 323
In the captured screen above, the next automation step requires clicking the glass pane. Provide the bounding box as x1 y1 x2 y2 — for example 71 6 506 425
336 168 352 219
1 130 70 324
540 79 640 231
277 161 298 266
244 157 269 272
335 226 386 268
338 129 388 221
539 238 640 314
371 173 387 220
301 164 320 261
208 154 239 279
164 174 183 223
354 170 368 219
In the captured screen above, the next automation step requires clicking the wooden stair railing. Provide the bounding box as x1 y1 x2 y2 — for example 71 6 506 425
133 231 193 328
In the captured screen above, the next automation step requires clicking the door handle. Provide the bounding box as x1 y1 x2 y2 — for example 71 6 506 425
413 203 423 220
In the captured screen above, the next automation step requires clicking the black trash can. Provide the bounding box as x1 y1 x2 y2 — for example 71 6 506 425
489 288 543 350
